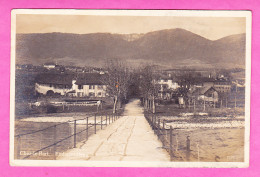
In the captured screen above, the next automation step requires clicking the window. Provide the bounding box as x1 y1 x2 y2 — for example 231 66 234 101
89 85 95 89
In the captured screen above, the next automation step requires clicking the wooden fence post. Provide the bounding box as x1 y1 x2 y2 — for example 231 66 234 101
197 143 200 161
53 125 57 160
151 114 154 128
165 126 168 141
170 126 173 161
194 98 196 111
94 114 97 134
186 136 191 161
74 120 77 148
176 136 179 152
162 120 165 146
101 115 103 130
157 119 160 140
106 114 107 126
16 135 21 159
203 98 206 111
86 117 89 140
226 97 228 108
153 114 156 134
149 113 152 126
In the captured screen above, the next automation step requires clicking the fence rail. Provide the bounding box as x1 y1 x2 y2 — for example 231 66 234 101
15 110 122 160
145 111 193 161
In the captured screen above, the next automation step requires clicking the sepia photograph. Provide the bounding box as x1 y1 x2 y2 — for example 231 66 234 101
10 10 251 167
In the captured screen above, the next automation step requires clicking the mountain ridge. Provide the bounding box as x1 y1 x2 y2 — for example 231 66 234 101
16 28 246 69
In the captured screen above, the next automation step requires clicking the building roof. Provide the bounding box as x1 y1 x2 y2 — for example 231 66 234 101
43 62 56 66
155 73 178 82
67 90 76 93
35 73 106 86
35 73 75 86
75 73 105 85
199 77 215 83
191 86 217 95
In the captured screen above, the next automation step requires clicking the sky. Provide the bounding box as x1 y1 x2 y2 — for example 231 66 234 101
16 15 246 40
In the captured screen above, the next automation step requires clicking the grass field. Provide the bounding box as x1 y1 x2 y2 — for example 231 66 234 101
150 102 246 162
170 128 244 162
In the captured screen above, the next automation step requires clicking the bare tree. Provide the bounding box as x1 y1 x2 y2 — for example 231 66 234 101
139 65 159 113
103 59 131 113
176 71 199 106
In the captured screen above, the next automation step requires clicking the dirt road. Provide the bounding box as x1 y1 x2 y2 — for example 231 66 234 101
57 99 170 161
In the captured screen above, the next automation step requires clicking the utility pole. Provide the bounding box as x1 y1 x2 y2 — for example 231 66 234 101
193 97 196 111
152 95 156 114
226 96 228 108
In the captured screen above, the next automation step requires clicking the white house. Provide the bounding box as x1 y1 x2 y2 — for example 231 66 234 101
156 77 179 100
43 63 56 69
35 73 107 97
157 78 179 90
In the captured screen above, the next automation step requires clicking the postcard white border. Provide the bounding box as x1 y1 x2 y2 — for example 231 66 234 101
10 9 252 168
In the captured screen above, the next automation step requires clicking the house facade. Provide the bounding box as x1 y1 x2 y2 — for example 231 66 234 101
35 73 107 97
195 77 231 93
43 63 56 69
213 79 232 93
157 77 179 100
190 86 219 102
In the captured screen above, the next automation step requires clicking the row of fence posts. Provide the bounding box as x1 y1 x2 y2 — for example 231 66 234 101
16 112 119 160
54 113 119 159
146 112 192 161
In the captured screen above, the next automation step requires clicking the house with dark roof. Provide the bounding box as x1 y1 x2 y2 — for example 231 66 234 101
189 86 218 102
72 73 107 97
35 73 107 97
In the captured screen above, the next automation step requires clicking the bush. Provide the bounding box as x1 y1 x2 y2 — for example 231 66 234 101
46 104 58 113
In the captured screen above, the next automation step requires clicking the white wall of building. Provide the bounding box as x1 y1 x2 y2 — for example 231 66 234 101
36 81 107 97
158 79 179 90
35 83 71 95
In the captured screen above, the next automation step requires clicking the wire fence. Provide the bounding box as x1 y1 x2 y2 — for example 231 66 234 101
14 110 123 160
144 111 201 161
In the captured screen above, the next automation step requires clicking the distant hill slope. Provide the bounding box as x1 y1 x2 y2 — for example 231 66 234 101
16 28 246 69
210 34 246 65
